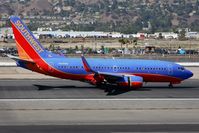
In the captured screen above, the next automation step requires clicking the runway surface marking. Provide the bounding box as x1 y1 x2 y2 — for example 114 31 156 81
1 98 199 101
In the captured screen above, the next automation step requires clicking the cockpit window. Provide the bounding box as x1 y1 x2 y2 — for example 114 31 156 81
178 67 185 71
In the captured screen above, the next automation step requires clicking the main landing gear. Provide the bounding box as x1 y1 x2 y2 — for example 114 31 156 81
169 82 173 88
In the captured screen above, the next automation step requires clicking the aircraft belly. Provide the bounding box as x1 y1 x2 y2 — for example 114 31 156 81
133 73 182 83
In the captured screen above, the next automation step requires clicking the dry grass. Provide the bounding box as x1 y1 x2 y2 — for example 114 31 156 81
1 39 199 50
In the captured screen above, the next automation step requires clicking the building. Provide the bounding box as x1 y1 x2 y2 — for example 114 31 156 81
154 32 178 39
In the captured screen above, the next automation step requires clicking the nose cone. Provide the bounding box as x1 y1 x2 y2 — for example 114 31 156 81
184 70 193 80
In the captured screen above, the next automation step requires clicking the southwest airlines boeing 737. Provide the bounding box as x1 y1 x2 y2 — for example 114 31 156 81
8 16 193 89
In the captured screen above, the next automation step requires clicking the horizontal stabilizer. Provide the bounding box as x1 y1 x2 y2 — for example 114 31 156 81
7 54 35 64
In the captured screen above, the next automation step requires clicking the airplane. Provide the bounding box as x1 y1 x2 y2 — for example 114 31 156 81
8 16 193 89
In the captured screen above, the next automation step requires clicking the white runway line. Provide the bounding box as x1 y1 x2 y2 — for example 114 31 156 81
0 98 199 101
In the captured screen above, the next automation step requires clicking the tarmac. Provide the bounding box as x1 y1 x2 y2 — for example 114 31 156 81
0 66 199 132
0 79 198 98
0 79 198 132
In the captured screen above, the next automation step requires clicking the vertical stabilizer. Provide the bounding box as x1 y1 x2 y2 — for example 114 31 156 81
10 16 46 61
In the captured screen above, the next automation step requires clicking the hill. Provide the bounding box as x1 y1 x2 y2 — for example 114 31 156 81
1 0 199 33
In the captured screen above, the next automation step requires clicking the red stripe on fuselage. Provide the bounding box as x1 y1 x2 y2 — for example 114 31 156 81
133 73 182 84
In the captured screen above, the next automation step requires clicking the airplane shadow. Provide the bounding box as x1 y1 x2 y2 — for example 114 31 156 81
33 84 149 95
100 85 151 96
33 84 96 90
143 86 196 89
33 84 196 96
104 85 196 95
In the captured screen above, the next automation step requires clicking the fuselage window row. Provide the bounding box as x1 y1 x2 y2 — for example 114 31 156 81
58 66 131 70
136 67 167 71
58 66 169 72
92 66 130 70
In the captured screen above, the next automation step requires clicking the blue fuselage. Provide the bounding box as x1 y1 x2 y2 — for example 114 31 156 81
40 57 193 82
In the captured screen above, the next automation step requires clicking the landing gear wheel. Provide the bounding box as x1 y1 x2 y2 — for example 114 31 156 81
169 83 173 88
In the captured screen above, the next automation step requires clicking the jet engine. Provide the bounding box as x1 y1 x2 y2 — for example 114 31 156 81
117 75 143 88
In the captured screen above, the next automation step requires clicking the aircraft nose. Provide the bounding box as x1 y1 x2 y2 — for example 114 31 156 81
184 70 193 79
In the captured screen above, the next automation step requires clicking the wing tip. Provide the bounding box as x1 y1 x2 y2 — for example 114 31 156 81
81 55 94 73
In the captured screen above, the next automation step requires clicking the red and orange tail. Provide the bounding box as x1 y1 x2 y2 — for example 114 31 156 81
10 16 46 62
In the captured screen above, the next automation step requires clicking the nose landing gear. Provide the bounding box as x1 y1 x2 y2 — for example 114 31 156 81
169 82 173 88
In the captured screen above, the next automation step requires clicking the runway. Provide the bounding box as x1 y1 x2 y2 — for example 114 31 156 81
0 79 198 98
1 124 199 133
1 79 199 132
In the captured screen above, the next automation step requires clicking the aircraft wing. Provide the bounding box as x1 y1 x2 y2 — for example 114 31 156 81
97 71 135 78
81 55 144 88
97 72 123 77
81 55 133 81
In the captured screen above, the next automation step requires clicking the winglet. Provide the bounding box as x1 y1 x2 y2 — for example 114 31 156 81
81 55 94 73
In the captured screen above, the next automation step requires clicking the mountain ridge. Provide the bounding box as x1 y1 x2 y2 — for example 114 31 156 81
1 0 199 33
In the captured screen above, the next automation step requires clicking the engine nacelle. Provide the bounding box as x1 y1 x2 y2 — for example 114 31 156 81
117 75 143 88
